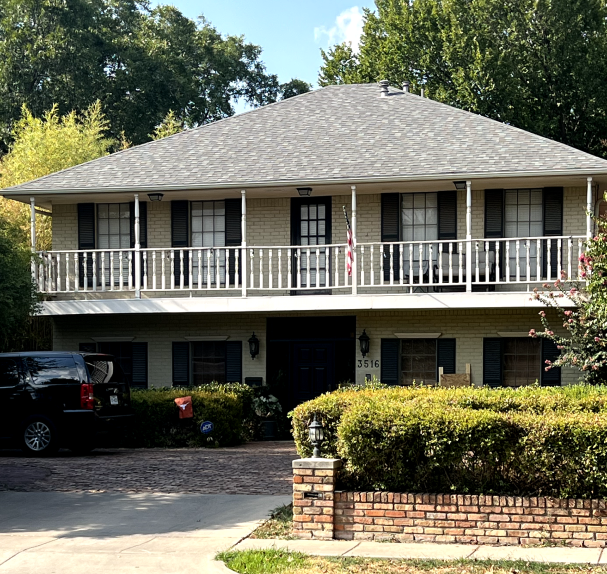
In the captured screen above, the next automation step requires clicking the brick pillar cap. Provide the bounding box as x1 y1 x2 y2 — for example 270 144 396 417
293 458 342 470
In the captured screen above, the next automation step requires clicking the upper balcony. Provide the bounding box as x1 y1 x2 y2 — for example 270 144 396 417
27 179 597 315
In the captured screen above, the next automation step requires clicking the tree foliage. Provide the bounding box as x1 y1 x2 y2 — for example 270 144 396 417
150 110 184 140
319 0 607 157
0 101 114 250
0 0 306 150
0 215 38 352
533 218 607 384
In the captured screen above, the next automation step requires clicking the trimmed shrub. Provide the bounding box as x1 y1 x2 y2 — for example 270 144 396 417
122 384 256 448
290 384 607 498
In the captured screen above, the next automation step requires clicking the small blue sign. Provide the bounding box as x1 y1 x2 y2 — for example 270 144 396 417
201 421 214 434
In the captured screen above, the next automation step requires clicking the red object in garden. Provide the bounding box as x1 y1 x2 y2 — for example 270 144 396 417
175 396 193 419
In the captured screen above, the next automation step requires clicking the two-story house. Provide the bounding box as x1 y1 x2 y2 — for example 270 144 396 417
4 82 607 410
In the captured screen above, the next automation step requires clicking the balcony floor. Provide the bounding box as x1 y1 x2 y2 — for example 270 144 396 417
38 290 571 316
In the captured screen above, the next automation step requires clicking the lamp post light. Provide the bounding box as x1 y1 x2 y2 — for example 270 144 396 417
248 332 260 360
308 414 325 458
358 329 370 358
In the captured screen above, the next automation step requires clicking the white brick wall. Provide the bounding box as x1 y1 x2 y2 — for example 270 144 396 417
52 308 579 389
50 186 588 251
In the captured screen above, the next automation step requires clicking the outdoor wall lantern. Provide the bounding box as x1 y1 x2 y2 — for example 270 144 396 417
309 414 325 458
297 187 312 197
248 332 260 360
358 329 370 358
453 181 466 191
147 193 164 202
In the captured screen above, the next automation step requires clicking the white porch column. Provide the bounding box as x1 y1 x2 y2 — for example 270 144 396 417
30 196 37 283
587 176 594 240
466 180 472 292
134 194 141 298
241 190 247 297
351 185 357 295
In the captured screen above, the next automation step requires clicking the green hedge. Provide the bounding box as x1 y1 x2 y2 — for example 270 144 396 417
290 385 607 498
121 383 257 448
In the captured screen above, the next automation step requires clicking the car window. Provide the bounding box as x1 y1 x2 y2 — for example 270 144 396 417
26 356 80 385
0 358 21 388
85 358 126 384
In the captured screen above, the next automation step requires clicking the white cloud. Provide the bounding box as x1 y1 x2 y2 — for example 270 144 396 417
314 6 364 54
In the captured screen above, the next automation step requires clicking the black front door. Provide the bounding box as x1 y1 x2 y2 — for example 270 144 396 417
291 342 334 406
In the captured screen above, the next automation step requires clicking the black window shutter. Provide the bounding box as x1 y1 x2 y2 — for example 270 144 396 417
132 342 148 388
484 190 504 238
483 338 503 387
381 194 400 282
380 339 400 385
438 191 457 240
77 203 95 287
542 188 564 279
226 341 242 383
172 342 189 386
437 339 456 379
225 199 242 286
171 201 189 285
79 342 97 353
541 338 561 386
130 202 148 248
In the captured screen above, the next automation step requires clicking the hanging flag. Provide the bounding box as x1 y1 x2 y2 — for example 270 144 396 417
343 206 353 277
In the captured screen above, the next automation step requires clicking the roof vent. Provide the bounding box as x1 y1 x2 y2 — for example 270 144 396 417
420 87 425 98
402 81 410 93
379 80 389 97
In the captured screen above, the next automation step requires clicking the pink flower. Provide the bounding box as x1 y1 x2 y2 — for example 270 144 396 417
529 329 537 338
545 359 552 365
539 311 546 318
596 337 601 342
593 365 599 371
564 310 572 317
568 319 574 323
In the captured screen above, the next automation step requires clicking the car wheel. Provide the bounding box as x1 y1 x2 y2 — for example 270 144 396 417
21 416 59 456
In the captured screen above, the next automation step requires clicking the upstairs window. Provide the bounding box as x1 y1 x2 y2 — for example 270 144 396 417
191 201 226 285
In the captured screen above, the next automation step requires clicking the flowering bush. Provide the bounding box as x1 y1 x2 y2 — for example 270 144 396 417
532 221 607 384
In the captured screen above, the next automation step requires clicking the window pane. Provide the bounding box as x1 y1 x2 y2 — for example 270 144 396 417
426 208 438 225
0 358 20 387
402 209 413 225
26 357 79 385
414 194 426 208
426 193 438 208
98 204 108 218
401 339 436 386
318 204 325 219
301 205 308 220
108 204 119 219
402 194 413 209
309 205 317 219
414 208 425 225
191 202 202 217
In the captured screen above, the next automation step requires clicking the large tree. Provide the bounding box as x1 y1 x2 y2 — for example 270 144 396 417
319 0 607 157
0 101 115 250
0 0 302 150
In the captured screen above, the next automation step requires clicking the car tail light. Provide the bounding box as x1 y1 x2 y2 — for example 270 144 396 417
80 383 94 410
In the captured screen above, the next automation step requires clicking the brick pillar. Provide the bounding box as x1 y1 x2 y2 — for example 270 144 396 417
292 458 341 539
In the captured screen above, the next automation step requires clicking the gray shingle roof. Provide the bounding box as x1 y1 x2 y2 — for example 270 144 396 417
6 83 607 193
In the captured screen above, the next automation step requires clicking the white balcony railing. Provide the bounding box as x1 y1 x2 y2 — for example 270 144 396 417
34 235 585 296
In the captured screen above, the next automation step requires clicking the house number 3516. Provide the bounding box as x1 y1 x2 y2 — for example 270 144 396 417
358 359 379 368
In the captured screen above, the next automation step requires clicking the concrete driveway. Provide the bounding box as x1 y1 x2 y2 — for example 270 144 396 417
0 490 290 573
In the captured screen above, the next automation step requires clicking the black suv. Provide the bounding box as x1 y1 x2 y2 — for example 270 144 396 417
0 352 135 456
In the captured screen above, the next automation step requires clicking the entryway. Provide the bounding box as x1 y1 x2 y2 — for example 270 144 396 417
267 316 356 411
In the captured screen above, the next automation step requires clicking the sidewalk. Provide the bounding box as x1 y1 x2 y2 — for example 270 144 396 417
231 538 607 565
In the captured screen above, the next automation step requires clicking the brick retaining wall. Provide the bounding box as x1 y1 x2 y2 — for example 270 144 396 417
293 458 607 547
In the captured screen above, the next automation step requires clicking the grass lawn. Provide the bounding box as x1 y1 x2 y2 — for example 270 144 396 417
217 550 607 574
249 504 295 539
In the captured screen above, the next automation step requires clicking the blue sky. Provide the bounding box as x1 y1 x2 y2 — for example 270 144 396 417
150 1 375 89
